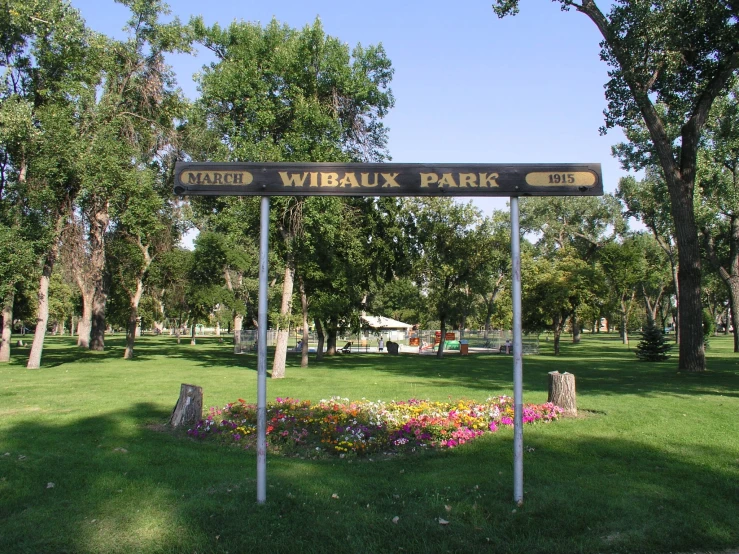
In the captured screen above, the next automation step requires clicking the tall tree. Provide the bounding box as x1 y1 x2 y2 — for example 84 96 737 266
522 251 598 355
0 0 98 369
494 0 739 371
468 212 511 339
599 236 648 345
190 17 394 377
147 247 192 340
617 171 680 341
696 83 739 351
412 198 484 358
520 195 623 341
76 0 190 352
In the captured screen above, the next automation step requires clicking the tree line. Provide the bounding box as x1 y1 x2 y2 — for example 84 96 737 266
1 0 738 374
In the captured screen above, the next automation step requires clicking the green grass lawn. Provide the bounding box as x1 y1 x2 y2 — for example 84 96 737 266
1 333 738 553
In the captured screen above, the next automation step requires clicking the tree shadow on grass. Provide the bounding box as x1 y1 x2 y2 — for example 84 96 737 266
16 335 256 371
325 333 739 401
14 335 739 401
331 347 739 402
0 402 737 553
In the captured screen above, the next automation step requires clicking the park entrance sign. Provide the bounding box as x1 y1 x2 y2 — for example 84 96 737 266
174 162 603 197
174 161 603 506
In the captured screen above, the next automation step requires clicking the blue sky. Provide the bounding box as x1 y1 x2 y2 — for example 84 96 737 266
70 0 632 218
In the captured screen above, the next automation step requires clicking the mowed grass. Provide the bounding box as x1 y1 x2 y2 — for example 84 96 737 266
0 333 738 554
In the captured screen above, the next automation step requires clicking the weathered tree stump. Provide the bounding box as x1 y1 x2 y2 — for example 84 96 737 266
547 371 576 416
169 383 203 428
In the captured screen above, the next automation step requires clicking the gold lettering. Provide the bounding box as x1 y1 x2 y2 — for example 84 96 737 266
340 173 360 188
321 173 339 187
420 173 438 187
479 173 499 187
309 172 318 187
279 172 309 186
361 173 379 187
183 171 251 186
438 173 458 187
381 173 400 187
459 173 477 187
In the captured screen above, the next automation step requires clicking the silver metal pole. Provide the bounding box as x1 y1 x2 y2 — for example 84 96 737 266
257 196 270 504
510 196 524 505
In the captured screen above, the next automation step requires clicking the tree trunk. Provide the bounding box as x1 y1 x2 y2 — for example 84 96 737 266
27 254 56 369
552 315 561 356
190 323 196 345
483 312 492 340
315 318 325 361
548 371 576 416
123 279 144 359
670 261 680 345
76 286 93 348
437 315 447 359
88 204 109 351
169 383 203 428
90 287 107 351
642 282 664 329
225 269 244 336
326 317 338 355
621 310 628 345
0 291 13 362
667 178 704 370
571 313 581 343
299 278 309 368
272 263 295 379
28 209 67 370
233 315 243 333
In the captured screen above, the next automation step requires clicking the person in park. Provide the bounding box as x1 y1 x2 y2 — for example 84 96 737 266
378 338 384 352
505 339 512 354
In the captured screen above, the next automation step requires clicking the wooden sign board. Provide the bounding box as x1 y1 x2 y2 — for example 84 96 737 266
174 162 602 197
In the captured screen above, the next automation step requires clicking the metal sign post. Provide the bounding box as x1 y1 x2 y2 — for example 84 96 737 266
510 196 524 505
174 161 603 505
256 197 269 504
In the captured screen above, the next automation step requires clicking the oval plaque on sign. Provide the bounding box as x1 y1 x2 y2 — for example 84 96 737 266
525 172 597 187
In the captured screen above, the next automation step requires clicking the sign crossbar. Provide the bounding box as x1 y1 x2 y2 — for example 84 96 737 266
174 162 602 197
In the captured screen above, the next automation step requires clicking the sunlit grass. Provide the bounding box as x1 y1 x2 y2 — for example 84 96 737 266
0 332 738 553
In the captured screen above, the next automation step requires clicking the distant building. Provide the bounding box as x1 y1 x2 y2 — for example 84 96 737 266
360 315 413 341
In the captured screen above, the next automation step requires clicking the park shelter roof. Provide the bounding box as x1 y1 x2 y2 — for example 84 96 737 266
361 315 413 330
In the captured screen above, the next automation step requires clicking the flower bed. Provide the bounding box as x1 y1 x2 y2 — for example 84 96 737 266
188 396 564 456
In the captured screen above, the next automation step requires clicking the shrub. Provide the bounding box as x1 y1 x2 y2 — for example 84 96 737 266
635 322 672 361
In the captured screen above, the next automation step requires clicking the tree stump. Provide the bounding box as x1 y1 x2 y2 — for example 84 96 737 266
169 383 203 428
548 371 576 416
